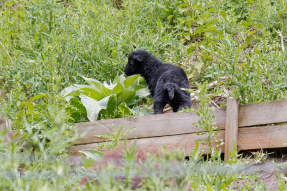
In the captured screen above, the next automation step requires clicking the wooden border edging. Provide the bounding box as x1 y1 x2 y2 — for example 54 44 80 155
67 124 287 157
70 99 287 146
238 99 287 127
224 98 239 160
73 109 226 145
8 99 287 158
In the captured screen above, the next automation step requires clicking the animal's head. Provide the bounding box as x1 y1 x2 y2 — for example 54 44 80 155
124 50 150 76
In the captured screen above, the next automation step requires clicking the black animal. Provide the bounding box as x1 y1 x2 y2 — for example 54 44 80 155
124 50 191 114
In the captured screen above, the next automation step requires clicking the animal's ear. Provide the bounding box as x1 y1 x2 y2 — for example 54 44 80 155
133 53 144 62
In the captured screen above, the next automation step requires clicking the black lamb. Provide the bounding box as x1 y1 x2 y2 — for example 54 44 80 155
124 50 191 114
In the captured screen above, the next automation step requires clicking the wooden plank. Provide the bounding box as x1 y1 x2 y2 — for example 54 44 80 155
67 131 225 156
224 98 239 160
0 119 12 142
74 108 226 145
67 124 287 157
74 99 287 145
238 125 287 150
73 99 287 145
238 99 287 127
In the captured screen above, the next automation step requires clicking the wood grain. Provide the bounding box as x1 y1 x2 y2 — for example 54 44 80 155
67 131 225 156
74 99 287 145
224 98 239 160
9 99 287 156
238 99 287 127
73 108 226 145
67 124 287 156
238 125 287 150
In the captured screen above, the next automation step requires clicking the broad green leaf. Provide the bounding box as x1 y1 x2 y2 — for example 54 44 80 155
106 95 117 114
64 75 149 120
120 91 136 106
70 97 86 113
77 86 104 100
98 95 111 108
61 85 81 97
79 94 108 121
113 74 125 84
126 79 144 92
135 87 150 98
83 77 112 97
134 84 146 91
124 75 141 88
131 107 152 116
82 76 104 90
79 149 104 161
138 77 147 86
101 86 113 97
113 82 125 95
103 81 116 90
118 102 132 116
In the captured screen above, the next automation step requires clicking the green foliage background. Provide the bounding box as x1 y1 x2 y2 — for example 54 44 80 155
0 0 287 190
1 0 287 120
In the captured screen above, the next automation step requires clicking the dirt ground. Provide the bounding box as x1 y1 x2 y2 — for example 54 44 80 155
232 148 287 190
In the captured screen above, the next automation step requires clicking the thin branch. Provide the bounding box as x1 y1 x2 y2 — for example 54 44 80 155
210 99 219 108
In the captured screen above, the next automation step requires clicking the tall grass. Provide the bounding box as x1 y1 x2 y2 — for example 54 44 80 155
1 0 287 118
0 0 287 189
161 0 287 104
0 0 186 119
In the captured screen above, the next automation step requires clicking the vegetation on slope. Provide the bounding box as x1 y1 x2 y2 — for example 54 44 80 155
0 0 287 190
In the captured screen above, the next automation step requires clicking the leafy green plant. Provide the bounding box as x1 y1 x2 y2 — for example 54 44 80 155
183 82 224 156
10 90 81 152
1 0 287 189
62 74 150 121
79 125 136 168
0 109 82 190
97 125 136 150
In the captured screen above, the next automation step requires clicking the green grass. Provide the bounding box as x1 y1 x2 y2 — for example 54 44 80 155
0 0 186 120
1 0 287 190
1 0 287 118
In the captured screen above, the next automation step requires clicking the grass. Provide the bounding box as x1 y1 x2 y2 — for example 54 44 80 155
0 0 287 190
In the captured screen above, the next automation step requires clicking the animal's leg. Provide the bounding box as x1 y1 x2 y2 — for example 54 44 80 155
153 101 166 114
172 101 191 112
170 98 191 112
172 105 180 112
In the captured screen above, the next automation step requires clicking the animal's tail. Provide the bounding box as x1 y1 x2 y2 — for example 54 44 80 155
164 83 176 100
